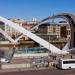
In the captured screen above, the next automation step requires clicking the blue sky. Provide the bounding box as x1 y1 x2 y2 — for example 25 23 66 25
0 0 75 20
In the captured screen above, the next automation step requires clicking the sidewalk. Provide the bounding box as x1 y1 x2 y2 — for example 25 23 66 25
0 67 55 73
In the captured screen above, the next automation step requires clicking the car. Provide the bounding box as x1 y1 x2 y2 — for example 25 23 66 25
0 58 9 63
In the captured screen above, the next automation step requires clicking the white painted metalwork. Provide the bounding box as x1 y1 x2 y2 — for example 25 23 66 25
0 16 68 54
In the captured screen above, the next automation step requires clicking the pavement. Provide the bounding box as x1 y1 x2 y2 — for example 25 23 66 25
0 68 75 75
0 67 52 73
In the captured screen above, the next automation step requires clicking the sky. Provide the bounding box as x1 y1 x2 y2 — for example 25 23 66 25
0 0 75 20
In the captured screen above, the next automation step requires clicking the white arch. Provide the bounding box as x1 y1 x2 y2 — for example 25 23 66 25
0 28 16 43
62 41 70 51
0 19 48 43
14 21 48 42
0 16 68 54
15 34 24 42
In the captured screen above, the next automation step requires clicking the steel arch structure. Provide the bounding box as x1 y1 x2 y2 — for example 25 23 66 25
0 16 68 54
51 13 75 50
0 13 75 54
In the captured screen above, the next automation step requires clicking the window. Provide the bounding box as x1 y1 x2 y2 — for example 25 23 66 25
53 27 56 33
63 60 75 64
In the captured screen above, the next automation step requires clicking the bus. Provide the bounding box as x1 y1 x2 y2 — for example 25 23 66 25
57 59 75 69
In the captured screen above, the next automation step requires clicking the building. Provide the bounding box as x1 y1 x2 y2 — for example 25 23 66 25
36 22 70 40
5 18 38 38
47 24 61 39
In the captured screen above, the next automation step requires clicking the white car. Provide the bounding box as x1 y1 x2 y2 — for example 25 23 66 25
0 58 9 63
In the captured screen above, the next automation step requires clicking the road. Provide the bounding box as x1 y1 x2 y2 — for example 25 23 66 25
0 68 75 75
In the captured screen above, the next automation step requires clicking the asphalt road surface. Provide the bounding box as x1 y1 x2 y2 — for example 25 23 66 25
0 69 75 75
